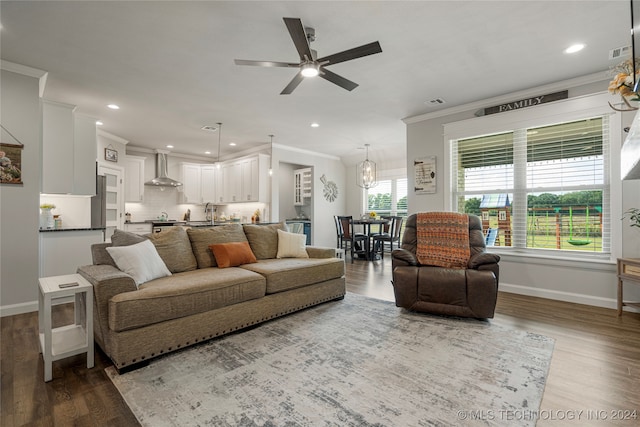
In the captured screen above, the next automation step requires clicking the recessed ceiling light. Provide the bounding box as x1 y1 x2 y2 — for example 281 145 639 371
229 142 237 146
564 44 585 54
166 145 174 148
311 123 320 128
205 151 211 154
107 104 120 110
95 121 103 126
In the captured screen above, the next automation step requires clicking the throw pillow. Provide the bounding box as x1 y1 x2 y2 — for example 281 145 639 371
242 222 287 259
146 227 198 273
111 229 147 246
106 240 171 287
276 229 309 259
187 224 248 268
209 241 257 268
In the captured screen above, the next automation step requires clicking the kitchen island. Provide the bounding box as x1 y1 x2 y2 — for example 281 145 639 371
39 227 105 277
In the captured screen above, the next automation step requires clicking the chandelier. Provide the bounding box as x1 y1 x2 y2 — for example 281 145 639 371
356 144 377 189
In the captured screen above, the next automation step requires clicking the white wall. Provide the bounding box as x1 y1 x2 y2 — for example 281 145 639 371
0 66 45 316
403 74 640 311
271 144 345 248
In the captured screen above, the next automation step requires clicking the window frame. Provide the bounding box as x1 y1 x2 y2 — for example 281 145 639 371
443 93 622 263
363 169 408 217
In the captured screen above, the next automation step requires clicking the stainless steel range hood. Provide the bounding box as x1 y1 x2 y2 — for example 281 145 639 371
144 151 183 187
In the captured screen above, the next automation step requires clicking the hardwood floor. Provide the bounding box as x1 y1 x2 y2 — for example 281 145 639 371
2 258 639 426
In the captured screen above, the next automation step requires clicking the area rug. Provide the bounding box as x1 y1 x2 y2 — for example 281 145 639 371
106 293 554 426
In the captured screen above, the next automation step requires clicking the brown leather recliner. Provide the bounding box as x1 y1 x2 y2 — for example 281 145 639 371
391 213 500 319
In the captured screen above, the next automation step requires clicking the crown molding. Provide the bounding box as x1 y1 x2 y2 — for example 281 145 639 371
1 60 48 97
403 71 609 124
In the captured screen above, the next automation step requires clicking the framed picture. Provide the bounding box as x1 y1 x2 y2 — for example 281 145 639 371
105 147 118 162
1 125 24 185
414 156 436 194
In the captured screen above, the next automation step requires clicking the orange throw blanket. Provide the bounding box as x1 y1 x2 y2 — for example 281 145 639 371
416 212 470 269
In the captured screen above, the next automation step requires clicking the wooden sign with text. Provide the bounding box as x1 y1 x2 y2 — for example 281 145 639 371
483 90 568 116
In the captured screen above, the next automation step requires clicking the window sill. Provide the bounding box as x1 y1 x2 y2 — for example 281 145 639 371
488 248 616 271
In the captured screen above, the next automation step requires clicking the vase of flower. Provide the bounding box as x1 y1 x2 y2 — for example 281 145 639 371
40 204 56 229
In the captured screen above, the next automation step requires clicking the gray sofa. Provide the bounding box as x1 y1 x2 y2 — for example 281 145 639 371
77 223 345 371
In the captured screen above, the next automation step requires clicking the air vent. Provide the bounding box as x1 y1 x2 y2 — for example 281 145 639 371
426 98 446 105
201 125 218 132
610 45 632 60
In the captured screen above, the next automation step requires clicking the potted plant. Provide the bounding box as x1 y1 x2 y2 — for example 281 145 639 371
39 203 56 229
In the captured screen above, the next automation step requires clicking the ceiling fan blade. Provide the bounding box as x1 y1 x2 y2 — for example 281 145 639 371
316 41 382 66
320 68 359 91
280 72 305 95
234 59 298 68
283 17 314 61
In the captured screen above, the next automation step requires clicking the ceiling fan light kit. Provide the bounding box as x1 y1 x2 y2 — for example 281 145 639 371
301 62 319 77
234 17 382 94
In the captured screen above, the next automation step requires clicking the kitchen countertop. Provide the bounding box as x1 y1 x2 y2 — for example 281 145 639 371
39 227 106 233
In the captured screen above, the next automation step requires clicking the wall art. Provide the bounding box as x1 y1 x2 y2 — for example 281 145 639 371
1 124 24 185
414 156 436 194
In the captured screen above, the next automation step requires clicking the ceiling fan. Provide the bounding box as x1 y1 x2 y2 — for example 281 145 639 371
234 17 382 95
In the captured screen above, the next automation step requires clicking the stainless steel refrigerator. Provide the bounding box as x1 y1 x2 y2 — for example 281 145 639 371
91 175 107 228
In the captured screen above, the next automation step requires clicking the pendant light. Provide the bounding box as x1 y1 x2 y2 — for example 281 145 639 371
216 122 222 169
356 144 377 189
268 134 274 176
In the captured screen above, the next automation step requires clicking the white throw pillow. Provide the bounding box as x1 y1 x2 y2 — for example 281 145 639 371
106 239 171 287
276 229 309 259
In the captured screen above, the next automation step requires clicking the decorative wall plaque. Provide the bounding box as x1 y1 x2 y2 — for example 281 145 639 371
414 156 436 194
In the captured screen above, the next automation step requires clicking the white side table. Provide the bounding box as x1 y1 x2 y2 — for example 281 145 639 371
38 273 94 382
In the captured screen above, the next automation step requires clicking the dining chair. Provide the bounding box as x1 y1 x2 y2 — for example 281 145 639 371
337 216 370 262
372 216 404 259
333 215 345 249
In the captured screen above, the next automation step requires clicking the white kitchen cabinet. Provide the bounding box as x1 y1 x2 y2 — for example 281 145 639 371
42 100 97 195
123 223 152 235
180 163 201 203
124 155 145 202
294 168 312 205
201 165 217 203
222 161 242 203
180 163 217 204
216 154 269 203
73 114 98 195
42 100 74 194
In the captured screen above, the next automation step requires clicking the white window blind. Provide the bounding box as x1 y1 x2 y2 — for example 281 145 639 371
451 115 610 254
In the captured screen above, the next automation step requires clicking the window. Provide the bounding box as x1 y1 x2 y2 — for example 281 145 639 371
366 177 408 217
450 116 610 255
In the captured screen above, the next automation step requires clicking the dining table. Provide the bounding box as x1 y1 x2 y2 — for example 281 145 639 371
352 218 390 260
353 218 389 236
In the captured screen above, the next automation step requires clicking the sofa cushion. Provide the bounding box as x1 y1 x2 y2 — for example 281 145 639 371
209 241 257 268
242 222 287 259
276 229 309 259
109 267 266 332
240 258 344 294
110 228 198 274
106 240 172 287
111 229 146 247
187 224 248 268
147 227 198 273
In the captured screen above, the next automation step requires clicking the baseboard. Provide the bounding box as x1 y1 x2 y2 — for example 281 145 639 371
1 301 38 317
1 296 74 318
499 282 640 313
